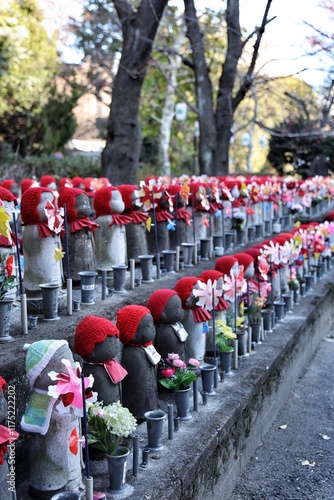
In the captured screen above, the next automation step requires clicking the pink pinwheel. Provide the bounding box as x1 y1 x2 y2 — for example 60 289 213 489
301 193 312 208
48 359 97 417
44 200 64 234
258 256 269 280
193 278 222 310
261 240 280 265
222 272 245 302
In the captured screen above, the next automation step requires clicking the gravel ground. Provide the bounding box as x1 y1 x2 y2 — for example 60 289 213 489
229 334 334 500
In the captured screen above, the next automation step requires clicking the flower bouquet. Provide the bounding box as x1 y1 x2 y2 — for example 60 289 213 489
87 400 137 456
249 295 267 325
215 320 236 352
0 253 17 300
158 353 199 391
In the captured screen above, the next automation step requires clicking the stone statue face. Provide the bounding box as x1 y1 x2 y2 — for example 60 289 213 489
243 262 255 279
75 193 92 218
132 313 156 345
159 295 184 324
231 262 240 278
88 336 120 362
110 190 125 215
34 345 74 391
2 200 16 222
184 282 199 308
37 192 55 222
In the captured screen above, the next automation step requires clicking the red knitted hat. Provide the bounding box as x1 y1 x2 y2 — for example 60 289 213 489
146 289 178 323
72 176 85 189
327 211 334 222
233 252 254 272
74 315 120 357
199 269 223 283
174 276 200 307
40 175 57 188
117 185 137 210
116 305 151 345
58 187 85 221
21 187 54 224
94 186 119 217
1 179 17 192
0 187 18 205
59 178 73 190
21 178 39 194
215 256 238 275
245 247 262 260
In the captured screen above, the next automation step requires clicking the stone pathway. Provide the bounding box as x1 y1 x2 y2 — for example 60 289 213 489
229 334 334 500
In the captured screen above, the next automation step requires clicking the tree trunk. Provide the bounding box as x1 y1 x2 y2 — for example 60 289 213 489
101 0 168 185
213 0 273 175
158 19 186 176
184 0 216 176
213 0 243 176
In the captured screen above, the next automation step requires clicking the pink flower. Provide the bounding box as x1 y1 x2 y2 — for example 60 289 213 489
173 359 187 368
166 353 179 362
188 358 200 368
161 368 176 378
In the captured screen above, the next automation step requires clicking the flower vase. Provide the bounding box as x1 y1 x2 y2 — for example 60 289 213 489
78 271 97 305
273 300 285 322
138 255 155 283
200 364 216 396
181 243 194 267
174 387 191 420
112 264 128 294
144 410 166 451
261 308 273 333
236 329 248 357
250 323 261 344
162 250 176 273
105 446 130 494
39 283 60 320
219 350 234 376
0 299 14 343
199 238 210 260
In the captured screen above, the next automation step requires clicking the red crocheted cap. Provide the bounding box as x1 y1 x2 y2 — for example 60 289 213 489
0 187 18 205
215 256 238 275
94 186 119 217
116 305 151 345
117 185 137 210
146 289 178 324
58 187 85 221
84 177 95 193
199 269 223 283
72 176 85 188
233 252 254 271
174 276 200 307
21 178 38 194
74 315 120 357
273 236 289 247
1 179 16 191
59 178 73 189
327 211 334 222
244 247 262 260
40 175 57 188
21 187 54 224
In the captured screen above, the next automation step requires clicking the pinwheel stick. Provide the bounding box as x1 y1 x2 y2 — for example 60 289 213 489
151 190 160 279
81 373 91 481
63 204 70 279
13 215 28 335
212 287 219 389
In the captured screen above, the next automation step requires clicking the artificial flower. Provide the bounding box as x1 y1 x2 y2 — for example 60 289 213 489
48 359 97 417
0 204 12 244
193 279 222 310
44 200 64 234
54 248 65 262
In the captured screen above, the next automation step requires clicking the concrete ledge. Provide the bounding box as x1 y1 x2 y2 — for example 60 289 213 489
84 271 334 500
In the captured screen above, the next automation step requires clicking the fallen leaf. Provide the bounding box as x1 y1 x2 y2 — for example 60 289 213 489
319 434 331 440
301 460 315 467
279 424 288 430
